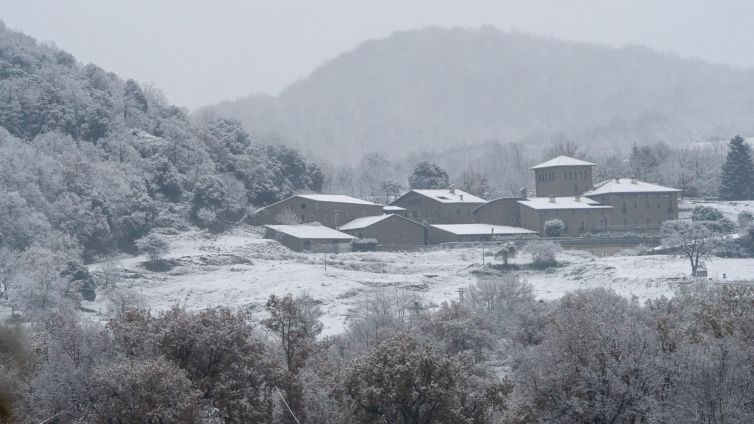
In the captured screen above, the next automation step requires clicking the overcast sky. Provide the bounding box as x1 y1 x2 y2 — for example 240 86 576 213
3 0 753 109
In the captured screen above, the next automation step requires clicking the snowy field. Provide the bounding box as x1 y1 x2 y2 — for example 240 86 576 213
83 225 754 335
680 199 754 221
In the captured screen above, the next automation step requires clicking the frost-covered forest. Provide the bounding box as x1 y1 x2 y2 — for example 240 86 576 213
6 278 754 423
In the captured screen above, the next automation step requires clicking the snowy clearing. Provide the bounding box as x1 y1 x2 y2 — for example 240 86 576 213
82 227 754 335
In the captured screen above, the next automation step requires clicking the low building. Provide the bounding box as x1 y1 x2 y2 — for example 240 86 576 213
390 186 486 224
339 214 426 245
265 224 356 252
473 197 523 226
517 196 614 236
582 178 681 230
428 224 536 244
251 194 384 228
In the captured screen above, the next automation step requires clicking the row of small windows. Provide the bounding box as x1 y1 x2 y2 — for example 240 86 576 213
407 198 423 206
621 201 674 213
536 170 588 182
564 170 587 180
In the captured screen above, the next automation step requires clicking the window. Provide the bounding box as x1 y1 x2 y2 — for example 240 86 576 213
456 209 461 217
300 203 307 209
634 202 637 208
622 202 627 213
301 214 305 221
466 209 470 216
645 201 650 209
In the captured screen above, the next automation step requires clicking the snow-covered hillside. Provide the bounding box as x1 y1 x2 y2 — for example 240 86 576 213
84 227 754 335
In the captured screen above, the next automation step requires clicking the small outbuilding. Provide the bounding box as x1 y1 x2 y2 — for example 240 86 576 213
339 214 426 245
265 224 356 252
428 224 537 244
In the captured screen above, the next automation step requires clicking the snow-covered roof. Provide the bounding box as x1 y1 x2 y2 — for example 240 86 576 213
296 194 380 206
338 215 393 230
431 224 537 235
265 225 356 240
517 197 613 210
410 189 486 204
383 205 406 211
583 179 682 196
531 155 596 169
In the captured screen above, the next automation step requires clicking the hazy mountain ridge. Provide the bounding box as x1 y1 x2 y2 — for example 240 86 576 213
202 27 754 163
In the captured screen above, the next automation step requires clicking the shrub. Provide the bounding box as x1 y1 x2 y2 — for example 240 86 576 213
691 205 724 222
528 241 561 268
544 219 565 237
135 234 170 263
351 238 378 252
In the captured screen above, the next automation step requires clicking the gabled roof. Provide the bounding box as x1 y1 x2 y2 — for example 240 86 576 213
265 225 356 240
517 196 613 210
339 213 420 231
583 179 682 196
397 189 486 204
295 194 380 206
431 224 536 235
531 155 596 170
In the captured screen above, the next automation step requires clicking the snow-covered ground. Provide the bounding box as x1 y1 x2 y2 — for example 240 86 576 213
680 199 754 221
83 226 754 335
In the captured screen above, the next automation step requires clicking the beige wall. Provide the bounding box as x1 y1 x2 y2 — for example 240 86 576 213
391 192 484 224
252 196 384 228
588 192 679 230
341 215 426 245
534 165 593 197
473 198 522 226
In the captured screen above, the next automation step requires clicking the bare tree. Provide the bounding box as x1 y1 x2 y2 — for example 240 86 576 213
661 220 720 276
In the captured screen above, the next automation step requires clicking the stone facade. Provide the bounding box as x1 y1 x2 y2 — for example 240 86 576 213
534 165 594 197
339 214 426 245
390 189 486 224
586 191 680 230
518 201 612 236
473 198 522 226
251 195 384 228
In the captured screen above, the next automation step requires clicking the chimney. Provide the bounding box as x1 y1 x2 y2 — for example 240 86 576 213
631 177 638 184
549 195 556 203
615 177 620 183
519 187 528 198
575 195 581 202
460 194 464 201
449 184 455 194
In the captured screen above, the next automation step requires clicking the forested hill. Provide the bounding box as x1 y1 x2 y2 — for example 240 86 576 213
0 22 323 262
202 26 754 163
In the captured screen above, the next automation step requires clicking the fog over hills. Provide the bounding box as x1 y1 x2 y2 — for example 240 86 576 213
200 26 754 163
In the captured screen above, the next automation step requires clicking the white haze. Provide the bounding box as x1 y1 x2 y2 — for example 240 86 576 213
2 0 754 109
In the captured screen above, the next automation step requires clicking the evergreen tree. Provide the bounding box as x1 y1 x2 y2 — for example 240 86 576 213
719 135 754 200
409 161 450 189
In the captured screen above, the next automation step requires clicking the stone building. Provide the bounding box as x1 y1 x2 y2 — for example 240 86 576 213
264 225 356 252
582 178 681 230
517 196 613 236
532 155 595 197
389 186 486 224
251 194 384 228
339 214 426 245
